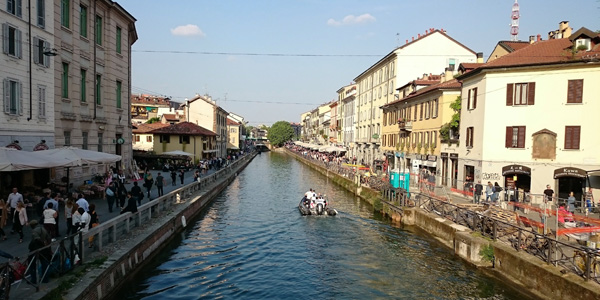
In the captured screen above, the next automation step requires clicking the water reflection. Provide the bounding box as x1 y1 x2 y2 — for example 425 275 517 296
124 152 531 300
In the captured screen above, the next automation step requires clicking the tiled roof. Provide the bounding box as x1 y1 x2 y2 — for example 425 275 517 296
162 113 178 121
131 94 171 105
499 41 530 52
384 79 461 108
132 123 169 134
226 119 240 126
149 122 216 136
460 38 600 79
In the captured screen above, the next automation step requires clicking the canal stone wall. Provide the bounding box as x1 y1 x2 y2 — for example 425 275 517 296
285 148 600 300
64 154 255 300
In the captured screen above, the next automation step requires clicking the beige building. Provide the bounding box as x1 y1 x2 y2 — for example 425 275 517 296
130 94 172 124
455 32 600 204
354 29 477 166
181 94 228 157
132 122 168 152
149 122 216 162
226 118 240 151
1 0 56 150
337 84 357 153
52 0 137 182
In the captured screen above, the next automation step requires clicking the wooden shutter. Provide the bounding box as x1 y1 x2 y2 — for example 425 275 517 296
467 89 472 109
565 126 581 149
3 79 10 113
527 82 535 105
567 80 583 103
2 24 8 54
517 126 526 148
473 87 478 109
506 83 513 106
505 127 512 148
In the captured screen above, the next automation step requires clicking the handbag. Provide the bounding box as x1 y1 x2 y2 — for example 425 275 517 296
106 188 114 197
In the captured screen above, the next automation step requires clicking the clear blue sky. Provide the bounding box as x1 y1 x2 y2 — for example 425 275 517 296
118 0 599 126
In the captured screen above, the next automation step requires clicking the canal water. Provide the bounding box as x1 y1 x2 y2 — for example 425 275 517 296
123 152 531 299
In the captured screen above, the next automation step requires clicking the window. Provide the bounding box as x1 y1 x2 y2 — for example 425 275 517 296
159 135 170 143
79 5 87 37
36 0 45 28
116 80 122 108
97 133 103 152
382 135 386 147
146 136 152 143
60 0 69 28
33 37 50 67
432 99 438 118
575 38 591 51
567 79 583 104
134 135 140 142
37 85 46 118
64 131 71 146
425 102 430 119
432 131 437 147
467 87 477 110
3 78 22 115
62 62 69 98
2 24 22 58
95 74 101 105
390 81 394 94
564 126 581 150
419 103 424 120
506 82 535 106
82 131 88 149
7 0 22 17
505 126 525 148
95 15 102 45
448 58 456 71
466 127 474 148
116 26 122 53
425 131 429 146
179 135 190 144
80 69 86 102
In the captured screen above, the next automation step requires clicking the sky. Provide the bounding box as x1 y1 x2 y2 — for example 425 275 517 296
118 0 600 126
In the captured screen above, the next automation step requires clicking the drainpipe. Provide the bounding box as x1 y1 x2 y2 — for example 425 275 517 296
93 0 97 119
27 0 32 121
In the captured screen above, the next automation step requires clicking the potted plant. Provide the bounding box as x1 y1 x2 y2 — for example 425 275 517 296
417 142 422 154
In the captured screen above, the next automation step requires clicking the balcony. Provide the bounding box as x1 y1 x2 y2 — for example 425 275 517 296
398 120 413 132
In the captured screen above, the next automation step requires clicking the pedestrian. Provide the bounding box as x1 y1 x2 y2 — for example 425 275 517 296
485 182 494 202
42 202 58 238
170 169 177 186
144 170 154 199
585 187 594 216
493 182 502 203
121 192 138 215
105 181 117 213
543 184 554 202
87 204 99 248
179 169 185 185
131 181 143 205
156 172 165 197
0 199 7 241
76 194 89 212
7 187 22 230
45 193 61 236
566 191 576 214
473 180 483 204
194 170 199 182
64 199 75 236
14 201 28 243
117 183 127 208
28 220 51 284
539 197 550 234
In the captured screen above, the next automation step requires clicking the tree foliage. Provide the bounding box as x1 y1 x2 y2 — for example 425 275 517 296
449 96 461 129
267 121 294 147
146 117 160 124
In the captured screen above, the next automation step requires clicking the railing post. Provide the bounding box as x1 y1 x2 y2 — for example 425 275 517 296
492 221 497 241
585 251 591 281
517 228 522 251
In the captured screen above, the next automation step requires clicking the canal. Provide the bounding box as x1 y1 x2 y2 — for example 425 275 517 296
123 152 531 299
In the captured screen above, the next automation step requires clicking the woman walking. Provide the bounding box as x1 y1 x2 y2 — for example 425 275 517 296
0 199 7 241
14 201 28 243
65 199 75 236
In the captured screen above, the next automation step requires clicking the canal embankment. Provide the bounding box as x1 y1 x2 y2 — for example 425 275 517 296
283 148 600 300
55 153 256 300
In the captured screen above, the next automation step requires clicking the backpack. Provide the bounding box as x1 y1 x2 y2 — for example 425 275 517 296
495 186 503 192
106 187 114 197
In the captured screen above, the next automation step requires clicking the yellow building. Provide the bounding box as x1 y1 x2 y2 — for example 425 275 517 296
381 73 461 176
149 122 217 162
226 118 241 152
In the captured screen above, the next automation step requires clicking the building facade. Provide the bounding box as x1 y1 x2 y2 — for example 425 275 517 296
181 94 228 158
130 94 172 124
149 122 216 162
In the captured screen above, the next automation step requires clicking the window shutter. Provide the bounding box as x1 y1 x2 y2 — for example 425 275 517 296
567 80 576 103
467 89 472 109
505 127 512 148
565 127 572 149
43 41 50 67
568 79 584 103
473 88 478 109
527 82 535 105
18 81 23 115
576 80 583 103
17 0 22 17
33 37 40 64
506 83 513 106
572 126 580 149
16 28 22 58
517 126 526 148
2 24 8 54
3 79 10 113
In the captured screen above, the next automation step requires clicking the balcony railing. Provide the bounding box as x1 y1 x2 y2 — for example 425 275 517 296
398 120 413 131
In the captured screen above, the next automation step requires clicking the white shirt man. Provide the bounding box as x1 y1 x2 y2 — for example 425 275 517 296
304 189 313 199
7 188 23 210
76 195 90 212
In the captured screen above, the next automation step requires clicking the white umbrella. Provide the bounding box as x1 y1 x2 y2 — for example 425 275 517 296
36 147 121 165
0 147 64 171
162 150 194 157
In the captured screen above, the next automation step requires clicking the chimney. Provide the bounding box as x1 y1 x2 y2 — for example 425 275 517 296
442 69 454 82
425 30 428 34
418 33 421 39
412 36 414 41
537 34 541 42
529 35 535 43
476 52 484 63
406 39 408 44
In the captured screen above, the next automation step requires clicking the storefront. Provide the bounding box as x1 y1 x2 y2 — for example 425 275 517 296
440 152 448 186
554 167 586 205
449 153 458 189
501 164 531 192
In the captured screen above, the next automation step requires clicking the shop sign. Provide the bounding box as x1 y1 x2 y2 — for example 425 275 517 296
440 152 448 158
501 164 531 176
449 153 458 159
395 152 404 158
427 155 437 162
553 167 586 179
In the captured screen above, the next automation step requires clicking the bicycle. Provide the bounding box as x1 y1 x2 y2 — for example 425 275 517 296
0 250 26 300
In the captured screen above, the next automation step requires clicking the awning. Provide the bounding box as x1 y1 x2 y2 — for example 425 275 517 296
162 150 194 157
203 149 218 153
554 167 586 179
502 164 531 176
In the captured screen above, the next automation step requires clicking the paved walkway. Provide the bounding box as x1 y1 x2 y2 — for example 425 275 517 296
0 167 215 262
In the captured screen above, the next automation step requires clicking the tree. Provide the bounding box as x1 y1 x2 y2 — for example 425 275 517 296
146 117 160 124
267 121 294 147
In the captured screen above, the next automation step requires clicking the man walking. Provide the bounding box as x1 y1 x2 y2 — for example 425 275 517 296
7 188 23 230
473 180 483 204
156 172 165 197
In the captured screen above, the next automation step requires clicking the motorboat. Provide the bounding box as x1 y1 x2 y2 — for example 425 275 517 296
298 196 337 216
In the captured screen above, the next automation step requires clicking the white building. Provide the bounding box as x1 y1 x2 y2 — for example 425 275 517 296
181 94 228 157
455 31 600 204
353 29 477 166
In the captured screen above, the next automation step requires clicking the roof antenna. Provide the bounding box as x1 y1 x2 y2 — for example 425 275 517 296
396 33 400 47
